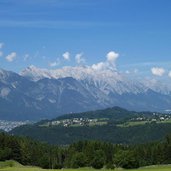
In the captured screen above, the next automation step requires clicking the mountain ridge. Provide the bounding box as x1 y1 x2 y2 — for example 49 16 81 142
0 66 171 121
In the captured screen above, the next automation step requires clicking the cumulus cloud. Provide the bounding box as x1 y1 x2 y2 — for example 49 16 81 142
0 42 4 49
0 51 3 57
151 67 165 76
106 51 119 70
49 58 60 67
92 51 119 71
49 62 58 67
6 52 17 62
92 62 106 71
106 51 119 63
75 53 85 64
168 71 171 78
63 52 70 61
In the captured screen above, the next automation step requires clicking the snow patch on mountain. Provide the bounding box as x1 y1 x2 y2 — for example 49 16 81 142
20 65 149 95
142 79 171 95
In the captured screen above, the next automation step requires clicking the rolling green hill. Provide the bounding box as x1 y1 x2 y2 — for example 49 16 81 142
11 107 171 145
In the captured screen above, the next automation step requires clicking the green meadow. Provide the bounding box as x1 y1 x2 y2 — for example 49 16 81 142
1 166 171 171
1 161 171 171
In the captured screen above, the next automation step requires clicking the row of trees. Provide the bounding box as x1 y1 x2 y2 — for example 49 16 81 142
1 133 171 169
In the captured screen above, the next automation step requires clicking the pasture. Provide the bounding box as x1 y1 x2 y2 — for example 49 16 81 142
1 165 171 171
1 160 171 171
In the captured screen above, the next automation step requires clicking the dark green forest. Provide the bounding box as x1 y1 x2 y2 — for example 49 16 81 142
11 123 171 145
11 107 171 145
1 133 171 169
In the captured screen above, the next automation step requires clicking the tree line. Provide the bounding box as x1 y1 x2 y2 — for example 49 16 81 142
1 132 171 169
11 122 171 145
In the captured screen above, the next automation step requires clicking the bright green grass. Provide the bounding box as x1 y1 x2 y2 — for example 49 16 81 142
160 119 171 124
117 119 171 128
0 160 23 169
129 165 171 171
117 121 148 127
1 161 171 171
1 166 171 171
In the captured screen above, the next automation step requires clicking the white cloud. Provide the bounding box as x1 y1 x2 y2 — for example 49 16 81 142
151 67 165 76
91 51 120 71
92 62 106 71
49 58 60 67
0 42 4 49
75 53 85 64
0 51 3 57
6 52 17 62
106 51 119 63
168 71 171 78
49 62 58 67
63 52 70 61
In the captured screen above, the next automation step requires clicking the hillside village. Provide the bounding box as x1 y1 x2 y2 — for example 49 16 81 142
0 120 31 132
130 113 171 122
1 112 171 132
41 112 171 128
42 118 108 127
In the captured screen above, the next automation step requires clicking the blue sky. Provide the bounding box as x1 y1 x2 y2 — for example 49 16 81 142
0 0 171 80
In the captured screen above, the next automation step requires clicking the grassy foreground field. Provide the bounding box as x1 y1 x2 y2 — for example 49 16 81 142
1 161 171 171
1 166 171 171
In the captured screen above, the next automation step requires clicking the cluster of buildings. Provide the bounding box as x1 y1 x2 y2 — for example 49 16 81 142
47 118 102 127
131 113 171 122
0 120 30 132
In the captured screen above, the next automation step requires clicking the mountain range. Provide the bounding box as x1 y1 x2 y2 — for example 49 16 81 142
0 65 171 121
